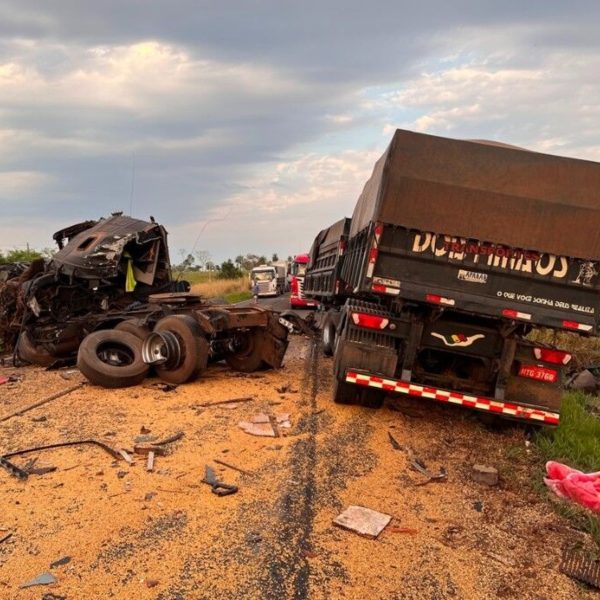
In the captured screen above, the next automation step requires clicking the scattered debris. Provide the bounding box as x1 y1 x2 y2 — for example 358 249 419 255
144 492 157 501
0 382 85 424
0 533 12 544
155 431 185 446
140 425 151 434
472 464 499 487
119 450 134 465
146 579 160 588
473 500 484 512
568 369 597 393
196 396 254 408
239 413 292 437
333 505 392 539
560 549 600 589
49 556 71 569
31 415 48 423
28 465 57 476
19 572 57 588
147 451 155 472
388 432 447 485
59 369 79 381
202 465 238 496
42 594 66 600
144 382 178 392
386 526 418 535
213 458 253 476
486 552 515 568
0 439 122 480
0 375 7 385
133 444 167 456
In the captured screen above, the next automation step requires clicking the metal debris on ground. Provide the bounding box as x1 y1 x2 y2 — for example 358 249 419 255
49 556 71 569
155 431 185 445
19 572 57 588
388 432 447 485
560 549 600 589
202 465 238 496
134 434 158 444
333 505 392 539
0 439 122 480
144 382 178 392
0 382 85 424
238 413 292 437
42 594 66 600
196 396 254 409
0 532 13 544
133 444 167 456
213 458 252 476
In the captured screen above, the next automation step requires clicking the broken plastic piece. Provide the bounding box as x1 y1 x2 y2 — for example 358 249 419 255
333 505 392 538
19 572 57 588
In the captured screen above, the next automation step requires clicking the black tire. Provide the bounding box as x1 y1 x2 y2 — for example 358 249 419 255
115 319 150 341
225 329 265 373
16 330 55 367
333 377 360 404
77 330 149 388
154 315 208 384
321 315 336 357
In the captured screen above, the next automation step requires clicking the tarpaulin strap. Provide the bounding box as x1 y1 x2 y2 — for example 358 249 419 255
124 252 136 292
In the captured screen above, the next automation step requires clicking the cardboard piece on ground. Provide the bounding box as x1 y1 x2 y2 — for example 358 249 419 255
333 505 392 538
238 421 276 437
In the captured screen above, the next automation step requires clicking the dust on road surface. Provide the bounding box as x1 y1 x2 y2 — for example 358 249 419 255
0 335 592 599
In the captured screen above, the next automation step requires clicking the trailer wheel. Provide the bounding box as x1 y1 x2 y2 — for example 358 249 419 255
115 319 150 341
153 315 209 384
322 315 336 356
226 329 265 373
16 330 55 367
77 330 149 388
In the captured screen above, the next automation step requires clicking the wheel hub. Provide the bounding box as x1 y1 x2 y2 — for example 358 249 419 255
142 330 182 368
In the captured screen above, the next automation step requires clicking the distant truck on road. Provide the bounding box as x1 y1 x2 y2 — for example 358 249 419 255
290 253 318 309
304 129 600 426
251 265 280 297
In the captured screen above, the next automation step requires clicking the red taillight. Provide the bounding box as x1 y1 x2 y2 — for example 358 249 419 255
351 312 389 330
518 364 558 384
374 222 384 238
338 240 346 255
368 247 378 264
426 294 455 306
533 348 572 365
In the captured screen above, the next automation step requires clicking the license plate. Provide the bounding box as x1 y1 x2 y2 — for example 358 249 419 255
518 364 557 384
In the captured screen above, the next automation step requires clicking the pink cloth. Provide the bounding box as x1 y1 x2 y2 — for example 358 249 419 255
544 461 600 514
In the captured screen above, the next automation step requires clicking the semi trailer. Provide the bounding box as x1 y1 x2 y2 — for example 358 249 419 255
303 129 600 426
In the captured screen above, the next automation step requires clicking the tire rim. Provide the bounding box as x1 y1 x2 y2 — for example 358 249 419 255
96 341 135 367
142 331 182 367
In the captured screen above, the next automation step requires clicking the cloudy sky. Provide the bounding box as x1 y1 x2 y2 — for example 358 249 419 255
1 1 599 262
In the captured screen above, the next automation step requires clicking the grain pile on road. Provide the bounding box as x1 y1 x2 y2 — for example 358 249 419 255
0 336 595 599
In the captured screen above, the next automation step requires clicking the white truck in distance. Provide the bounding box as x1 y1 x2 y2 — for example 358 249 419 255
251 265 281 297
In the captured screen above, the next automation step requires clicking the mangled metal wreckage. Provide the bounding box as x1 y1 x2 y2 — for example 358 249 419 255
0 214 290 387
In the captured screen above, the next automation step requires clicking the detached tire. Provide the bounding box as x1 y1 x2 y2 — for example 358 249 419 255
226 329 265 373
16 330 55 367
154 315 208 384
77 330 149 388
115 319 150 341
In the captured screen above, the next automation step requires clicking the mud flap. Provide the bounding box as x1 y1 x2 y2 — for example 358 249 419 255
260 333 289 369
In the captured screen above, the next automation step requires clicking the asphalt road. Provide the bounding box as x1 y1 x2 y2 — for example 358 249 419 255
237 292 315 315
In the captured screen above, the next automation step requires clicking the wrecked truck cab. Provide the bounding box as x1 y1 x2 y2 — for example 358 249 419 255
51 214 177 294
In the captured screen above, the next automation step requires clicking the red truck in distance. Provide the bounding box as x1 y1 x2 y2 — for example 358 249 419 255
290 254 318 309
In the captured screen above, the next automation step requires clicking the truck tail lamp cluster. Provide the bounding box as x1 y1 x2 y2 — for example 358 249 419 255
425 294 455 307
562 320 593 332
518 364 558 384
366 222 384 278
351 312 390 330
533 348 572 365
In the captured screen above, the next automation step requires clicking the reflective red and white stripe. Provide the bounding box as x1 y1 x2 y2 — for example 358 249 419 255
345 370 559 425
371 283 400 295
562 320 593 332
502 308 532 321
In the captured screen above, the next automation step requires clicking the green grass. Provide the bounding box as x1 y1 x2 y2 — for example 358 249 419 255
223 290 252 304
536 391 600 472
535 390 600 550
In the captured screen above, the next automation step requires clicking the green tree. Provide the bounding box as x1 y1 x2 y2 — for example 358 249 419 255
219 259 243 279
272 253 279 262
0 248 44 264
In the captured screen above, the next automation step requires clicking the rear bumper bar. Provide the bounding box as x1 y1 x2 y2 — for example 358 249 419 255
345 370 560 426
